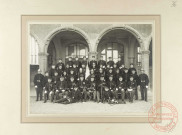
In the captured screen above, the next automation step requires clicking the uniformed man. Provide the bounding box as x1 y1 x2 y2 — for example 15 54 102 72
52 71 60 84
98 56 106 68
97 68 105 82
74 56 81 69
128 63 137 75
68 68 77 81
107 75 117 100
63 71 68 82
114 68 120 85
106 68 114 82
55 75 67 101
138 68 149 102
87 75 97 101
81 56 87 67
68 76 77 97
123 68 129 83
78 68 86 79
119 64 126 76
107 57 114 68
49 79 58 102
72 63 78 78
78 74 87 101
116 57 123 68
56 58 65 70
33 69 44 101
97 75 108 103
49 64 56 77
43 77 53 103
66 57 73 68
86 69 96 82
117 76 126 103
130 69 139 100
43 71 49 88
71 84 82 102
57 65 64 76
127 76 137 103
65 64 70 75
88 56 97 69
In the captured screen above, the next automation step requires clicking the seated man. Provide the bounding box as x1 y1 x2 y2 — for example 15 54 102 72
43 77 53 103
97 75 108 103
117 76 126 104
78 74 87 101
107 75 117 100
87 75 97 101
127 76 137 103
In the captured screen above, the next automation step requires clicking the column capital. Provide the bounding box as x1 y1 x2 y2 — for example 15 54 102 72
38 52 49 56
141 50 150 55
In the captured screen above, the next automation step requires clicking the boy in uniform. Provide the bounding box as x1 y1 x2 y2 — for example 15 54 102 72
127 76 137 103
43 77 53 103
117 76 126 103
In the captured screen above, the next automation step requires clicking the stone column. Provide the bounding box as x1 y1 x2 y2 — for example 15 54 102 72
38 52 48 74
141 50 150 76
88 51 98 61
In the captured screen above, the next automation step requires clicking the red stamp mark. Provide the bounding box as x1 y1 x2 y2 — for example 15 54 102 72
148 101 178 132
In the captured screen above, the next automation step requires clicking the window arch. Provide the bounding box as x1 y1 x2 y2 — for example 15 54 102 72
29 35 39 65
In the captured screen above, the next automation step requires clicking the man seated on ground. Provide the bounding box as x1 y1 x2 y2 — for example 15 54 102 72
117 76 126 104
127 76 137 103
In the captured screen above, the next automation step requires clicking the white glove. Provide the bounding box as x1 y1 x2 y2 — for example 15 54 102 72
35 85 37 88
146 86 148 88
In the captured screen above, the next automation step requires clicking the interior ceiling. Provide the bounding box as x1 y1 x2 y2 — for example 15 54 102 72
52 31 87 44
101 29 134 40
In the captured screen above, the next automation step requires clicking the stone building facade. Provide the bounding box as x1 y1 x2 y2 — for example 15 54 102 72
30 24 152 86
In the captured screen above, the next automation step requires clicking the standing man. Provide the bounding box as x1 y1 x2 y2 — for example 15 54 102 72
74 56 81 69
98 56 106 68
56 58 65 70
139 68 149 102
107 57 114 68
128 63 137 75
34 69 44 101
88 56 97 69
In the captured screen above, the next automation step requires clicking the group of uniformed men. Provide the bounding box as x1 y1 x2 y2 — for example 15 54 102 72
34 55 149 104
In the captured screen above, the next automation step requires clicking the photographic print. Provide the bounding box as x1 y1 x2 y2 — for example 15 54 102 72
22 15 160 122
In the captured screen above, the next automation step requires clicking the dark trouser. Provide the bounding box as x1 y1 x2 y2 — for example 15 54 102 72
43 90 49 102
74 90 82 102
135 87 138 100
127 89 135 102
36 87 43 101
110 90 118 99
118 89 125 101
93 91 100 102
103 91 110 102
141 86 147 101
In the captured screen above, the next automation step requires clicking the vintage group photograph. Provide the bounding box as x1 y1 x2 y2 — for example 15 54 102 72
22 16 160 122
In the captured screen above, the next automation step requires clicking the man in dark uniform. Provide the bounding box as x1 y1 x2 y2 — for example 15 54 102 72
128 63 137 75
78 74 87 101
127 76 137 103
57 65 64 76
72 63 78 79
97 75 108 103
55 75 67 101
116 57 123 68
63 71 68 82
56 58 65 70
81 56 87 67
130 69 139 100
117 76 126 103
98 56 106 68
119 64 126 76
74 56 81 69
107 75 117 100
52 71 60 84
71 84 82 103
139 68 149 102
43 77 53 103
107 57 114 68
43 71 49 88
97 68 105 82
87 75 97 101
68 76 78 97
78 68 86 79
86 69 96 81
49 79 58 102
49 64 56 77
66 57 73 68
68 68 77 81
88 56 97 69
34 69 44 101
106 68 114 82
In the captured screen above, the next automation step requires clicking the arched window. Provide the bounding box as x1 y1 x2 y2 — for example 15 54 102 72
29 35 39 65
66 43 88 58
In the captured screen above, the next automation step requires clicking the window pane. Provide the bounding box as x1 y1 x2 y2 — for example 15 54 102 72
107 50 112 59
101 49 105 54
101 55 106 61
113 50 118 59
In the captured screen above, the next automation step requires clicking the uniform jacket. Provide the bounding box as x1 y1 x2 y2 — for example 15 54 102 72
98 60 106 68
107 81 116 91
45 82 53 91
107 60 114 67
56 62 65 70
34 73 44 87
88 60 97 69
139 73 149 86
127 81 137 89
57 80 67 90
128 67 137 75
